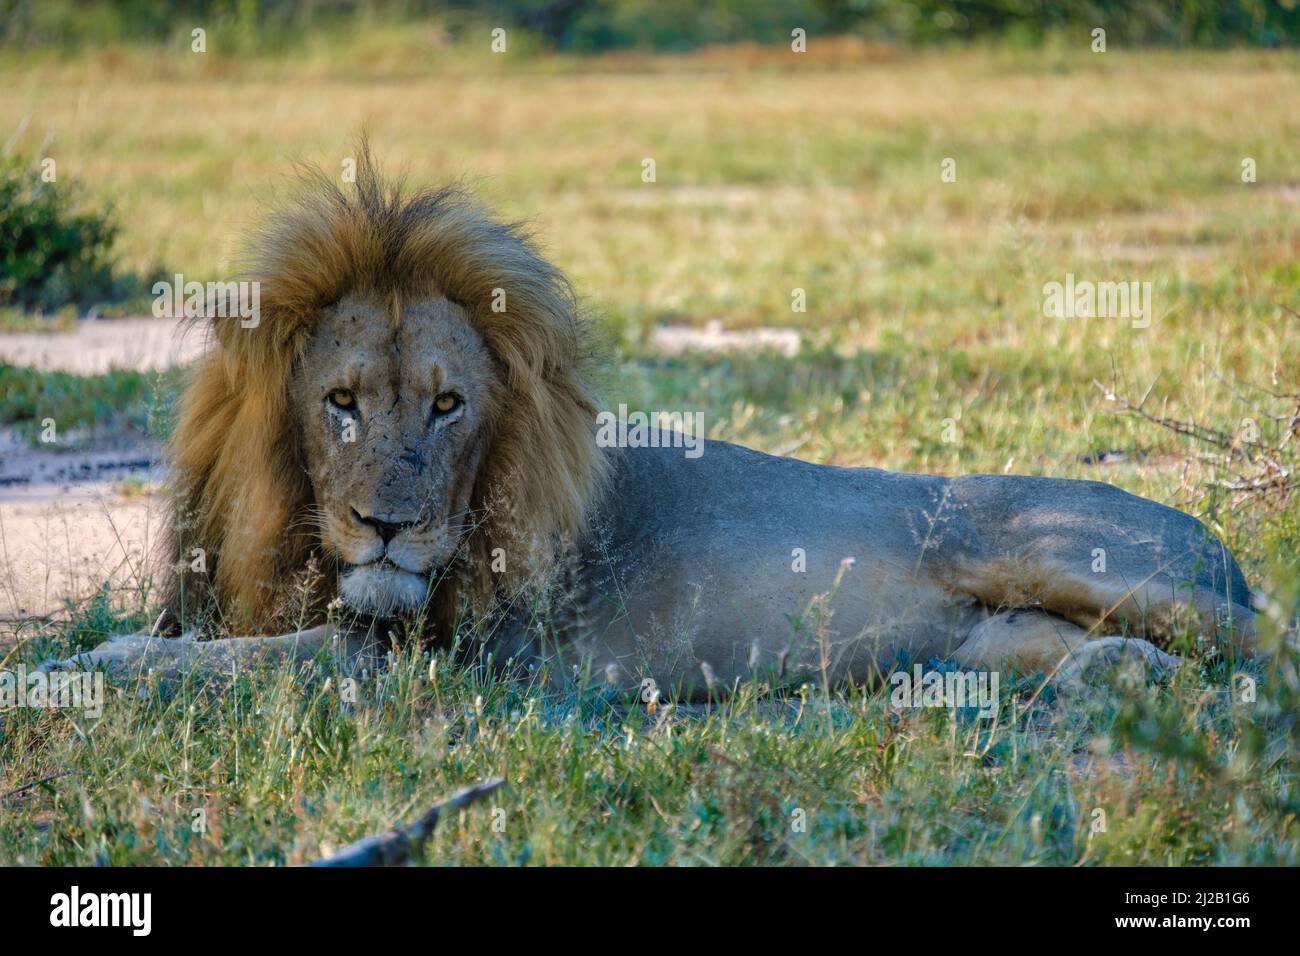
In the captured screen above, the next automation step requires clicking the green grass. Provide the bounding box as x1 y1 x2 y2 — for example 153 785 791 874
2 601 1297 865
0 362 179 444
1 41 1299 865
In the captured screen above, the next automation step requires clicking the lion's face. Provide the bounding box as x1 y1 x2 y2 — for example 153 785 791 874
292 294 496 616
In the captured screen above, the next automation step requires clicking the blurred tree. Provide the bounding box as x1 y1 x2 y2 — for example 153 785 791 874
0 0 1295 50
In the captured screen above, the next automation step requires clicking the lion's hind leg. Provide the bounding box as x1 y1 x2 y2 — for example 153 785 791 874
951 608 1180 692
956 555 1261 659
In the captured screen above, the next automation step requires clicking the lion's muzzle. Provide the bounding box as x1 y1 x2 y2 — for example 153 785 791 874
338 561 430 616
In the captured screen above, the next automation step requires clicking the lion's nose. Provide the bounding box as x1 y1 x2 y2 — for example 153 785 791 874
351 508 418 545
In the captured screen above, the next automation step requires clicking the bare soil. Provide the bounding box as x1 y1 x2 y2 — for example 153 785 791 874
0 319 194 623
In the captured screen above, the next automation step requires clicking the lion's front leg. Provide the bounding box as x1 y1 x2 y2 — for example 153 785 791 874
39 630 192 680
38 623 380 683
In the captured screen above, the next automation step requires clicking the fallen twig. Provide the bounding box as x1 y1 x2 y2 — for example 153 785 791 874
2 771 75 802
307 777 505 867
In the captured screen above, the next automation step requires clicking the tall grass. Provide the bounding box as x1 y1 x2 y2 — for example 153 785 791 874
3 601 1296 865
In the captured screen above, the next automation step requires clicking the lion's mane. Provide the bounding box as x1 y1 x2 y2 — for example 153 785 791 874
163 144 609 634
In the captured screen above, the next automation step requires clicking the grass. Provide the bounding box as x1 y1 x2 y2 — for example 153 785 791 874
2 603 1297 865
0 362 179 444
1 39 1298 864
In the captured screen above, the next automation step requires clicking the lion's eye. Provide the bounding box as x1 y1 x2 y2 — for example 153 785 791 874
327 389 356 410
433 393 461 416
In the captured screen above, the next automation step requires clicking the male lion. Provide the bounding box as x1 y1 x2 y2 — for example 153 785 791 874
45 148 1269 698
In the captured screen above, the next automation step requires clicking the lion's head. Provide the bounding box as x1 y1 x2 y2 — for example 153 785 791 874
163 144 608 634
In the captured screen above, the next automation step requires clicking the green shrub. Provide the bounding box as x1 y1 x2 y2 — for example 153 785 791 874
0 157 130 312
1 1 1297 52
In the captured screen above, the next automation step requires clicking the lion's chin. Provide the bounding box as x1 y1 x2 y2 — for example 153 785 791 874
339 564 429 617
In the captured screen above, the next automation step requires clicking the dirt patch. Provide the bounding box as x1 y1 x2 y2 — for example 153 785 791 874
0 318 191 625
0 430 165 621
652 320 801 357
0 316 208 374
0 431 158 494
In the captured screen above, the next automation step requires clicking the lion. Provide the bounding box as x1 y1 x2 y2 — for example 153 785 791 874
43 146 1271 699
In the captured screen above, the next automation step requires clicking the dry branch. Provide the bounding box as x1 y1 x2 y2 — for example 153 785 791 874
1 771 75 803
307 777 505 867
1093 369 1299 510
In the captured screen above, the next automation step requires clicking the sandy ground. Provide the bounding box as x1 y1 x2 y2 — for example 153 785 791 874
651 320 800 357
0 318 198 630
0 317 208 374
0 431 166 624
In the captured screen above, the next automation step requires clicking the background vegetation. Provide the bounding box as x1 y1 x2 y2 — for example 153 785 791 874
0 158 160 313
3 0 1298 51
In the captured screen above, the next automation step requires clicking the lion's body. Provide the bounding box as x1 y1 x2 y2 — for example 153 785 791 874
506 438 1256 696
44 146 1265 696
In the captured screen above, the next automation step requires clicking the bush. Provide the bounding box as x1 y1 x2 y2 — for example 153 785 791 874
0 157 135 312
1 1 1297 52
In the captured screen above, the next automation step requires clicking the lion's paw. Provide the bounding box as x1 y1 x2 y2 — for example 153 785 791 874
1054 636 1181 694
